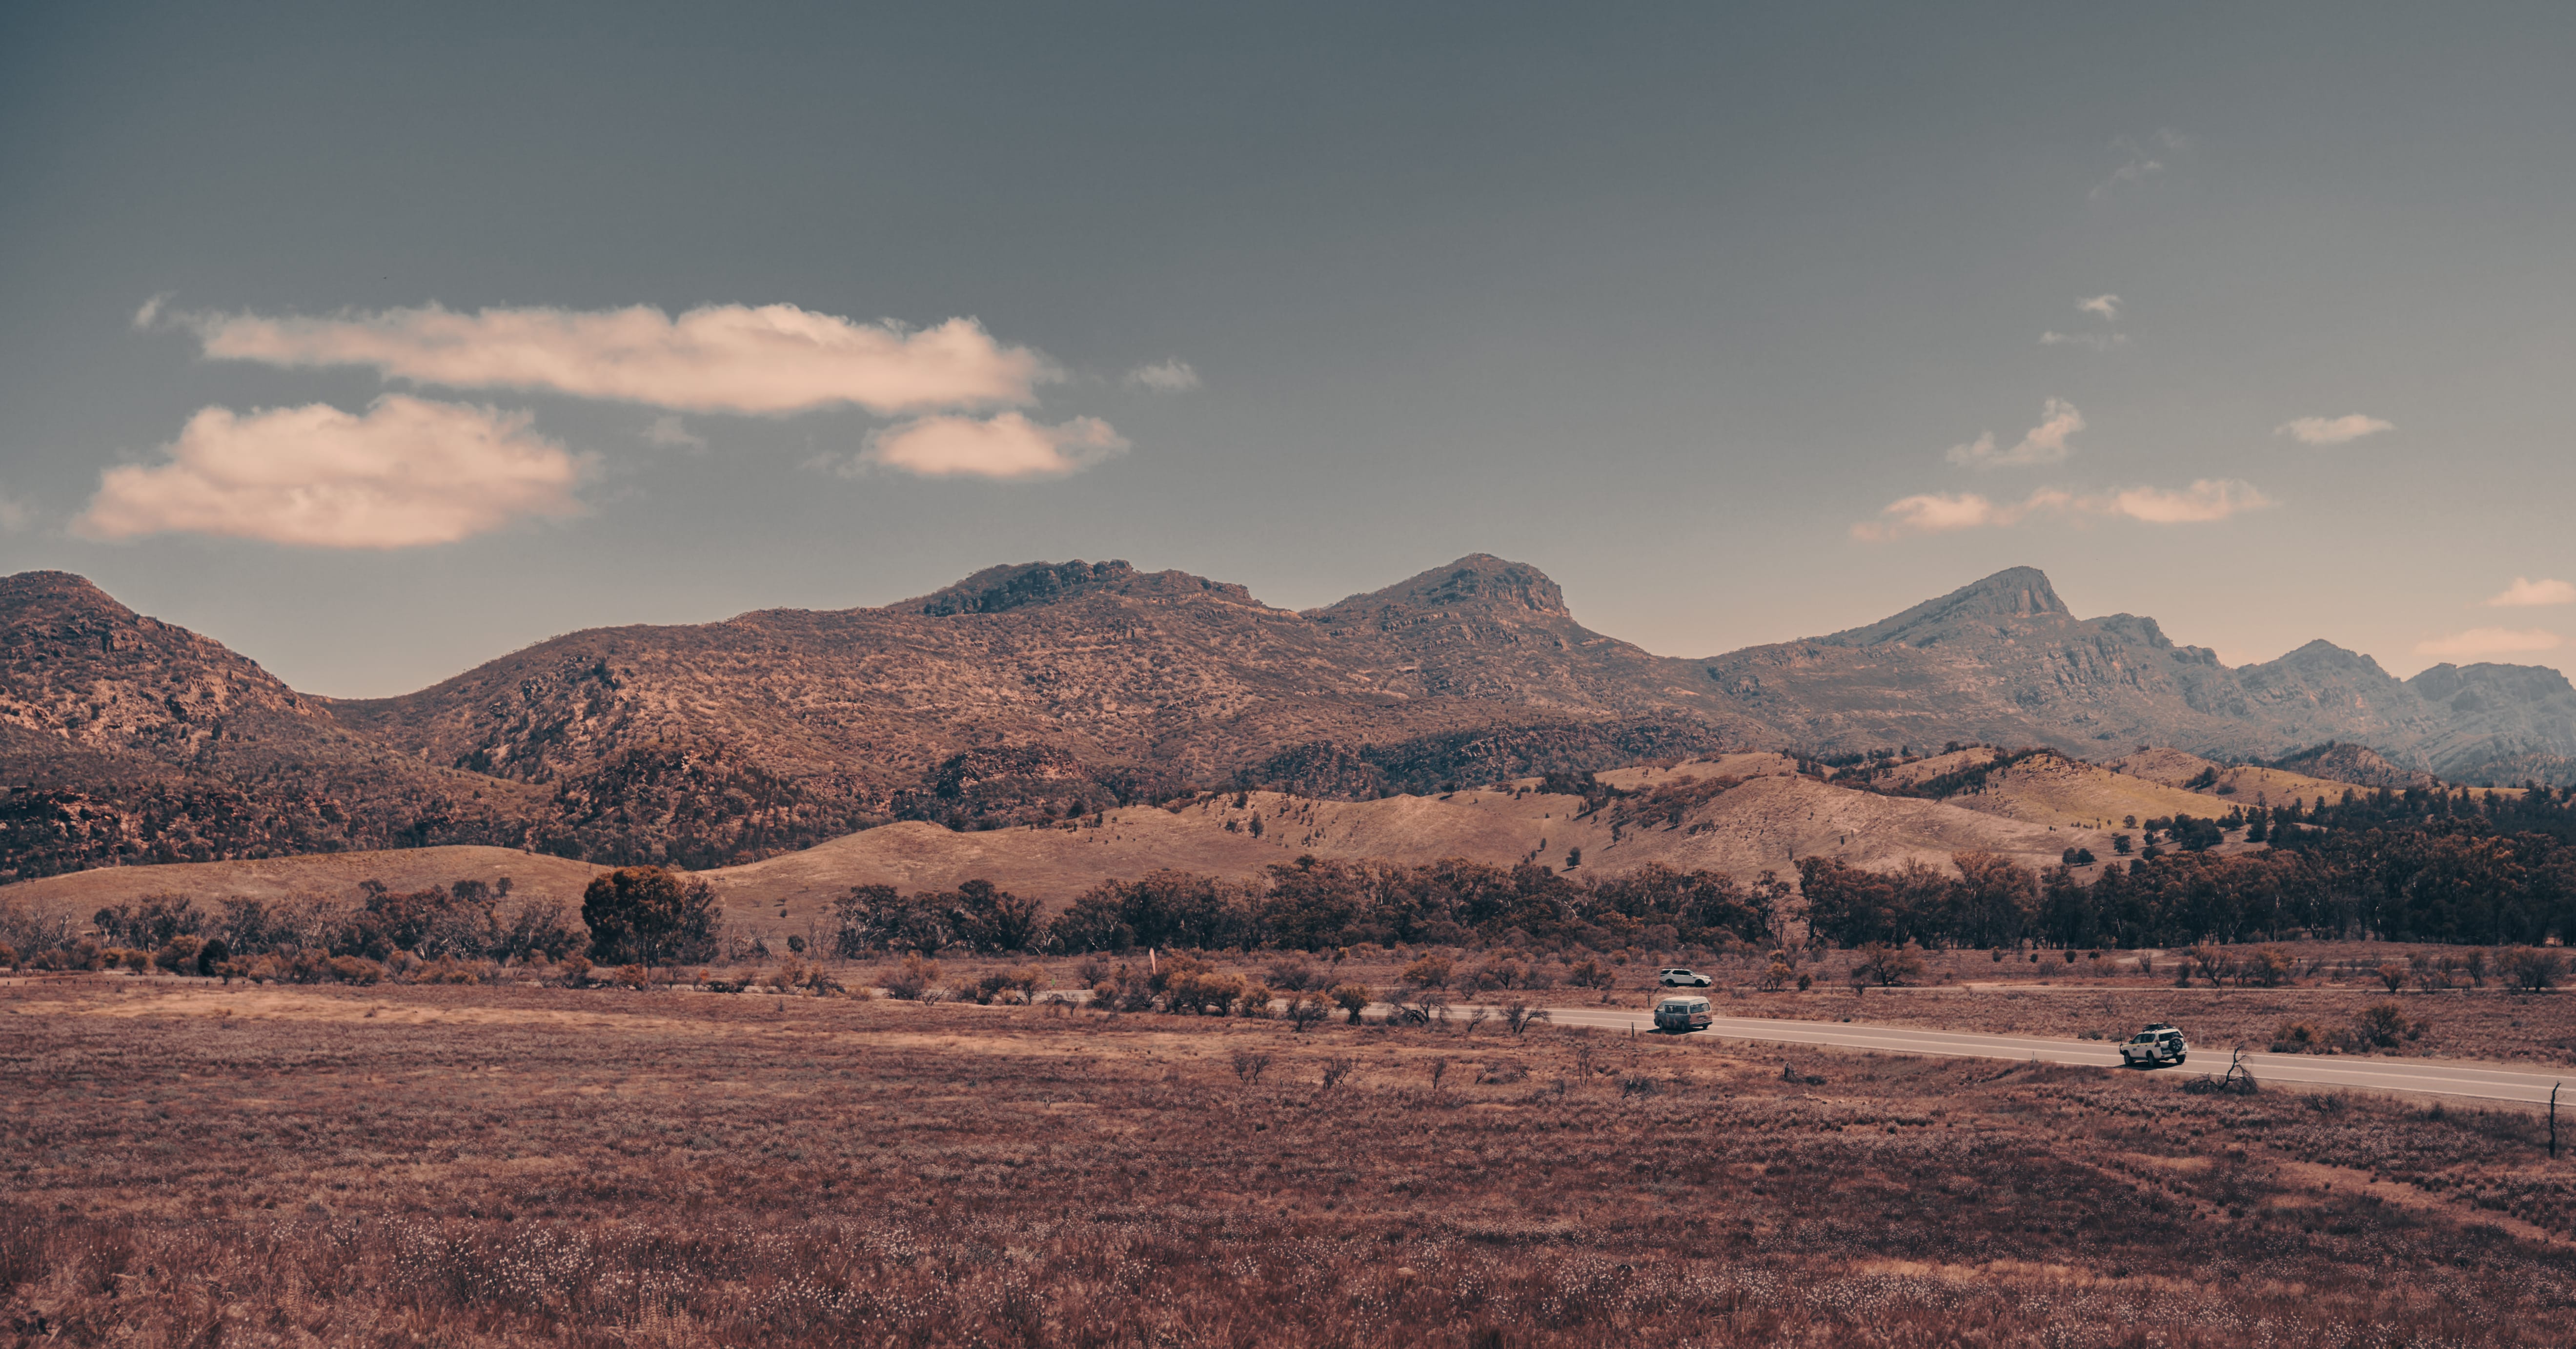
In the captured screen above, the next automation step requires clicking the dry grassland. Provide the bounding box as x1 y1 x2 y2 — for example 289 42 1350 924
9 977 2576 1346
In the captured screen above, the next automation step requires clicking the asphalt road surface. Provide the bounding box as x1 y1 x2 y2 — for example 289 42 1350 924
1521 1004 2575 1106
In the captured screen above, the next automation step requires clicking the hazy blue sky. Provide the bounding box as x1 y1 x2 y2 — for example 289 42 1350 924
5 3 2574 695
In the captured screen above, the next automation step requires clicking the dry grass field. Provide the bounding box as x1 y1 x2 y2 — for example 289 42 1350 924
10 974 2576 1346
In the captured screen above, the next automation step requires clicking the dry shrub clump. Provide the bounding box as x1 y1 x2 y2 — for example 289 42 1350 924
9 981 2576 1345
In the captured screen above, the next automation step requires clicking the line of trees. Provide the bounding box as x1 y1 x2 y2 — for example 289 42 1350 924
827 857 1786 956
1803 826 2576 950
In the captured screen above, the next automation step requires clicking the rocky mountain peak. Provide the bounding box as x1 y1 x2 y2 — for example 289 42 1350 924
1315 554 1571 620
1817 566 2069 647
904 560 1258 618
0 571 139 630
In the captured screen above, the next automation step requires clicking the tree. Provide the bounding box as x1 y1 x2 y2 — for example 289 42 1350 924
1285 995 1332 1033
1329 982 1373 1023
1400 953 1454 989
2508 947 2569 992
583 866 722 966
1501 998 1550 1036
949 879 1043 952
1853 941 1925 987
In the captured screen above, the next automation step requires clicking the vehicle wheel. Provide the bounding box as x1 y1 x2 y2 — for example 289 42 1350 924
2173 1053 2186 1064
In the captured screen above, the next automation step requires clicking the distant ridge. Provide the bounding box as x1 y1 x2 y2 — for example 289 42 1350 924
5 555 2576 883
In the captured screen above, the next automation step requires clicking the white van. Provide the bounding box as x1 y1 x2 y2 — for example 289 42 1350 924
1653 995 1713 1032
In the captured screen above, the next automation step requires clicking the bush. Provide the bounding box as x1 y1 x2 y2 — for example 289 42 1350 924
1286 995 1332 1033
883 953 941 1002
1565 957 1616 991
1853 942 1925 988
582 867 723 966
1328 983 1373 1023
1238 983 1275 1019
2271 1022 2322 1053
324 956 384 985
2354 1001 2425 1048
2508 947 2569 993
1266 958 1319 993
153 936 205 976
1400 954 1454 989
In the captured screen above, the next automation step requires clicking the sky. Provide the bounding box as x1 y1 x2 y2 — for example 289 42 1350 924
4 2 2574 696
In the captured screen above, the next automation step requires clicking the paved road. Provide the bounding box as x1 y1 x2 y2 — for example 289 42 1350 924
1506 1003 2576 1106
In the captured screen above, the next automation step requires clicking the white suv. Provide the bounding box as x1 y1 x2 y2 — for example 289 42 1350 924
2119 1023 2188 1067
1657 967 1712 988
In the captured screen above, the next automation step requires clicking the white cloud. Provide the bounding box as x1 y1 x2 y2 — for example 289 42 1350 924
1853 477 2268 539
2275 413 2394 446
1123 359 1200 392
0 484 30 532
1947 398 2086 469
74 395 584 548
176 302 1054 416
2039 330 2130 351
2090 130 2188 201
2076 294 2122 320
133 293 174 329
2485 577 2576 608
642 413 707 451
1851 488 2072 540
855 412 1128 480
2415 627 2564 661
2094 478 2270 524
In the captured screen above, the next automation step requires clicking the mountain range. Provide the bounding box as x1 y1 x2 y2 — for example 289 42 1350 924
3 555 2571 883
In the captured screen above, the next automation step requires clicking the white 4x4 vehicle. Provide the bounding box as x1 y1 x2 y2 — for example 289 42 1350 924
2120 1023 2188 1067
1657 967 1712 988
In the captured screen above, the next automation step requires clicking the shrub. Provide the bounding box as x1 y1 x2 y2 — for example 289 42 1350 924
324 956 384 985
2239 946 2293 988
1796 972 1813 991
0 943 16 969
1318 1057 1359 1090
582 867 723 966
1266 959 1320 993
1501 998 1549 1036
2376 962 2408 994
1400 954 1454 989
154 936 205 976
2271 1022 2321 1053
1853 942 1925 987
1285 995 1331 1033
194 939 229 977
1565 957 1616 991
1238 982 1276 1018
1329 983 1373 1023
883 953 941 1002
2354 1001 2424 1048
2508 947 2569 993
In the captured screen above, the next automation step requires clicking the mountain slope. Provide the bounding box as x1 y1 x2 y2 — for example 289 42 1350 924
0 573 540 879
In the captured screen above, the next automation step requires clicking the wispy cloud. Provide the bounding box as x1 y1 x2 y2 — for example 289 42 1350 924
2099 479 2269 524
2485 577 2576 608
2415 627 2563 661
1851 488 2071 540
74 395 585 548
1123 359 1200 393
2039 330 2130 351
1947 398 2086 470
163 302 1055 416
0 484 30 532
2275 413 2394 446
642 413 707 451
1853 477 2269 540
2090 130 2187 201
853 412 1129 480
2076 294 2122 320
